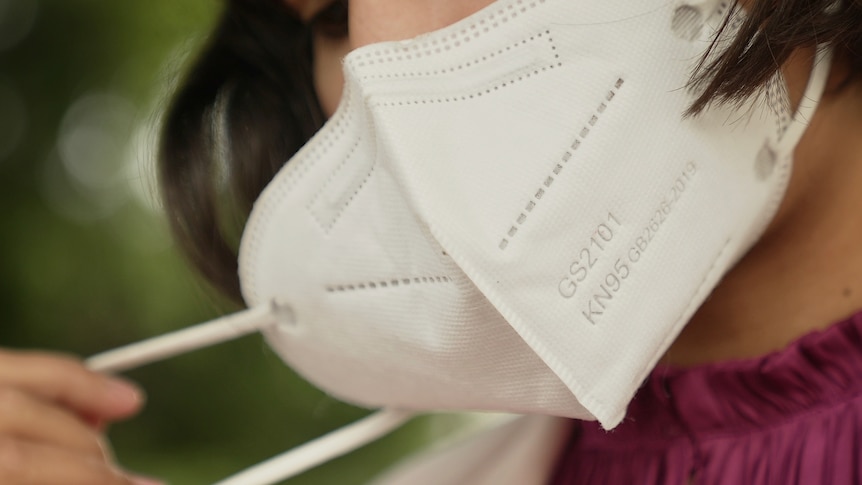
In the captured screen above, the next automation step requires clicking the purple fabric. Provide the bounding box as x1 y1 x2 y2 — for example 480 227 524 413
551 310 862 485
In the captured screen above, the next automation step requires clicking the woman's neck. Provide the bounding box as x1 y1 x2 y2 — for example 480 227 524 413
662 52 862 367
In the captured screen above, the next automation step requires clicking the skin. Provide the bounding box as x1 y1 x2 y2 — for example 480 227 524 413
666 54 862 365
294 0 862 367
296 0 493 115
0 350 158 484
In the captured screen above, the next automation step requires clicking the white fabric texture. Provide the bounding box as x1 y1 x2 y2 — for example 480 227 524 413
371 415 569 485
239 0 831 428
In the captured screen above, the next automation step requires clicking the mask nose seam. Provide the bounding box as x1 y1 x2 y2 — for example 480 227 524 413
325 275 452 293
359 30 555 83
306 136 365 233
499 77 626 251
345 0 550 74
368 30 561 109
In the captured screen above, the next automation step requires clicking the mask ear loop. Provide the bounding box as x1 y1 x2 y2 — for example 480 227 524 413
86 302 415 485
86 302 277 373
780 45 833 148
214 409 414 485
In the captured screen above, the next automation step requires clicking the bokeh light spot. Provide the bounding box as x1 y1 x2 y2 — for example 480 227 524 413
58 92 137 191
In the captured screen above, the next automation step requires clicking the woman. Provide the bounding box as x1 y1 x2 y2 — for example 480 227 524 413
3 0 861 483
162 1 862 483
164 0 862 483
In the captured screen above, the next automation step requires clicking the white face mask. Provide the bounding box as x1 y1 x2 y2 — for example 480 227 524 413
88 0 832 483
240 0 830 427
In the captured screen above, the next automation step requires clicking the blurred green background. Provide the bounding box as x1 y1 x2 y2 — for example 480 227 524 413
0 1 465 483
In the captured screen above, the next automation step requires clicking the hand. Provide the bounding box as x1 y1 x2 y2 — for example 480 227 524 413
0 349 160 484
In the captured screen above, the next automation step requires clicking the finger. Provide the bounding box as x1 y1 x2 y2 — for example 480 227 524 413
0 438 137 485
0 350 143 421
0 388 106 459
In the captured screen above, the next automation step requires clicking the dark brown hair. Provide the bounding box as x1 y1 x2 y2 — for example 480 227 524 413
159 0 862 303
159 0 323 301
689 0 862 114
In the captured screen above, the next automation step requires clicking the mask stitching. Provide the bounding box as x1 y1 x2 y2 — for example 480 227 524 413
349 0 547 67
763 72 791 141
499 77 625 251
306 136 363 232
360 31 555 81
319 163 376 234
280 89 356 196
240 89 356 301
306 105 381 234
326 276 452 294
370 33 559 108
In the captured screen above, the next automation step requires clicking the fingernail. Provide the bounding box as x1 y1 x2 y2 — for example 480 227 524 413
106 379 144 407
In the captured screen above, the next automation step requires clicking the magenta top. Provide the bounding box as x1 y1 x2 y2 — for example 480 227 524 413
551 309 862 485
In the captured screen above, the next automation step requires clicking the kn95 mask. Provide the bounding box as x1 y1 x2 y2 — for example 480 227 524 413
86 0 832 483
239 0 830 427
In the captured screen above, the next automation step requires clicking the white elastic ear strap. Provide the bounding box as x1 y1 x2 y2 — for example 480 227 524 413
86 303 414 485
782 46 833 146
86 304 276 374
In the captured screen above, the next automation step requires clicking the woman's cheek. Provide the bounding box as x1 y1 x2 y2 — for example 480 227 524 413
312 33 351 117
348 0 494 49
